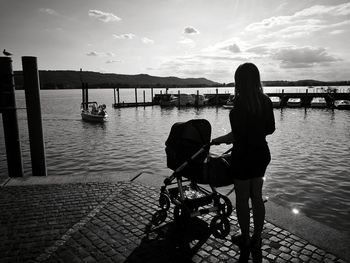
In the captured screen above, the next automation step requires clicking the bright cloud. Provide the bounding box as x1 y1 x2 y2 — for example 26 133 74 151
184 26 200 34
88 10 121 23
113 33 136 39
178 37 195 47
142 37 154 44
247 2 350 32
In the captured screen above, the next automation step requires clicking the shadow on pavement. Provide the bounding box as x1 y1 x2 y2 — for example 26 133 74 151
125 217 211 263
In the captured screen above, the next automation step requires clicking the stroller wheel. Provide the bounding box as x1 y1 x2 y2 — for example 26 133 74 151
215 195 232 217
174 204 190 228
151 210 167 226
210 215 230 239
159 193 171 211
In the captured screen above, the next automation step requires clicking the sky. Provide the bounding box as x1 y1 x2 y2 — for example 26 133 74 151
1 0 349 83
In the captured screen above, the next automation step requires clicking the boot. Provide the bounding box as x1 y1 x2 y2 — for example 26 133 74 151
232 235 251 263
251 235 262 263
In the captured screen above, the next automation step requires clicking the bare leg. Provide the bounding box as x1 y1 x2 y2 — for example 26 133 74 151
233 179 251 242
250 177 265 239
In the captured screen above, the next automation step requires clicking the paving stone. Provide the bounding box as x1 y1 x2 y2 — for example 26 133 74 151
0 181 345 263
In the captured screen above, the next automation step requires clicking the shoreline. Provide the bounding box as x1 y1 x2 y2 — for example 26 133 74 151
2 173 349 262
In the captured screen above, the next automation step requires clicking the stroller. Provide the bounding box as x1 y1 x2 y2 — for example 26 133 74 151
154 119 234 238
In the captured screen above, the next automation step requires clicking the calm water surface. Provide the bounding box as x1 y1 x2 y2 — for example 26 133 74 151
0 89 349 234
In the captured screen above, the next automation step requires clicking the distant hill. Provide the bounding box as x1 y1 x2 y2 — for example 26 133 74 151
14 70 220 89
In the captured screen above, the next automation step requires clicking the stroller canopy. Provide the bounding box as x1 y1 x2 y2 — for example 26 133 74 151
165 119 211 171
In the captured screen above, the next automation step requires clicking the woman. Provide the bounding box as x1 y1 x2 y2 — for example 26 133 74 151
212 63 275 263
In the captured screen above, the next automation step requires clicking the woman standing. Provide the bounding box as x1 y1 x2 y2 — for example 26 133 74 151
212 62 275 263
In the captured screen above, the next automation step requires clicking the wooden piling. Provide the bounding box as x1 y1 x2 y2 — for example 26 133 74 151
143 90 146 107
178 90 181 108
135 87 138 106
151 88 154 104
0 57 24 177
22 56 47 176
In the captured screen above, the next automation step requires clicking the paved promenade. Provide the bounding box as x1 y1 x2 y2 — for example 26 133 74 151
0 179 348 263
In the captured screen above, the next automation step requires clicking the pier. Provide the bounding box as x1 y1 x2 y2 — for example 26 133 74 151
111 86 350 109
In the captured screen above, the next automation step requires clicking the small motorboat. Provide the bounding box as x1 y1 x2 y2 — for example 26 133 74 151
334 100 350 110
310 97 327 108
287 98 301 107
159 94 178 107
223 95 234 109
270 96 281 108
81 102 107 122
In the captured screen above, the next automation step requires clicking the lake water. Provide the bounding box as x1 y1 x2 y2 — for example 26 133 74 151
0 88 349 235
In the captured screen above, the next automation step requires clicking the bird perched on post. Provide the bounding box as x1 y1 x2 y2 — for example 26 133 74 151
3 49 12 56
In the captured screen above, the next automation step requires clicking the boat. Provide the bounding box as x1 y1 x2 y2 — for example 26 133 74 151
270 96 281 108
222 95 234 109
81 102 107 122
310 97 327 108
334 100 350 110
287 98 301 107
159 94 178 107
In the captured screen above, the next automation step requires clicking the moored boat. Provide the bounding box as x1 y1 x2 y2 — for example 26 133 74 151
334 100 350 110
287 98 301 107
310 97 327 108
222 95 234 109
81 102 107 122
270 96 281 108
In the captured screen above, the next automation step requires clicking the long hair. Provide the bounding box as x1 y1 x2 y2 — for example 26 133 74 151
234 62 263 115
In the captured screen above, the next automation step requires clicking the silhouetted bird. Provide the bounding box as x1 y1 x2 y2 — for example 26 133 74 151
3 49 12 56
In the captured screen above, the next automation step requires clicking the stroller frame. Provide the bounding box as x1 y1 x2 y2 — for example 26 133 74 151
156 143 233 239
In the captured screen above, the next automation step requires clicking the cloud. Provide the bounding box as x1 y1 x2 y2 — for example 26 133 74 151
222 44 241 53
88 10 121 23
272 46 340 68
86 51 115 57
184 26 200 34
86 51 100 56
106 60 120 64
39 8 59 16
246 45 270 55
294 2 350 17
142 37 154 44
178 37 195 47
246 3 350 32
113 33 136 39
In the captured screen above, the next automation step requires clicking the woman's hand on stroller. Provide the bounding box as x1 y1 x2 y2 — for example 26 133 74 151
211 132 234 145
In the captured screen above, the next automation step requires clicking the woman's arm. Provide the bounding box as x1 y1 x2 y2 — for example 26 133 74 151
211 131 234 145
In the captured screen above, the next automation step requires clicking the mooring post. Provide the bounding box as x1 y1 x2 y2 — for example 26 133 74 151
178 90 181 108
113 88 116 106
0 57 24 177
151 88 154 104
135 87 138 106
117 88 120 104
196 90 199 108
216 88 219 106
143 90 146 106
22 56 47 176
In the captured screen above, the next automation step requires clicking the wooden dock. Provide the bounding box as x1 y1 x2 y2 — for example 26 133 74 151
110 87 350 109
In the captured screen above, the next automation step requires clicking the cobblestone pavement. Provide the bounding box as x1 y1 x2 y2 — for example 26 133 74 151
0 181 348 263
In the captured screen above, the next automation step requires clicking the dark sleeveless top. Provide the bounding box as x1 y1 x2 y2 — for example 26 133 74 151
229 93 275 179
